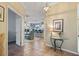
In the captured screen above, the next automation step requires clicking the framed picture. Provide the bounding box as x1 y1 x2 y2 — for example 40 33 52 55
53 19 63 32
0 5 4 22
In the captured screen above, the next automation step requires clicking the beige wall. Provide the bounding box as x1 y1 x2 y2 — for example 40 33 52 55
44 3 78 52
0 2 26 55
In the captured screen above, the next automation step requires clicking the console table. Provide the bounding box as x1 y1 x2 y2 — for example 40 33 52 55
50 38 64 51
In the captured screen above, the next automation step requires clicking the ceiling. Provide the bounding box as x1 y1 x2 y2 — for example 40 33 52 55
21 2 46 17
20 2 57 23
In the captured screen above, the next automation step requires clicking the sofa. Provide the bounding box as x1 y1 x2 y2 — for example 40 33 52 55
25 29 34 40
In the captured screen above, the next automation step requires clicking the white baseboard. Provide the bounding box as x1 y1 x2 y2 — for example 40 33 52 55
46 44 79 55
62 48 79 56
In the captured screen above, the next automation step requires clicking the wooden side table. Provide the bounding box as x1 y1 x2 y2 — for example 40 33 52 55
50 38 64 51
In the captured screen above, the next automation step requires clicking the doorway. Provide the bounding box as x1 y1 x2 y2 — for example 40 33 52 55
8 8 16 44
8 8 22 55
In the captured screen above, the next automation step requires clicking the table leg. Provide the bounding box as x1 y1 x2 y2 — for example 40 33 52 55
60 40 64 51
54 40 56 51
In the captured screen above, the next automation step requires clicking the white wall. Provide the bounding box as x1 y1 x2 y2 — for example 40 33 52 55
45 3 78 53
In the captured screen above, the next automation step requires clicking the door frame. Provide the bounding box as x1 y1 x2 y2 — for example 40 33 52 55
77 19 79 53
7 5 23 46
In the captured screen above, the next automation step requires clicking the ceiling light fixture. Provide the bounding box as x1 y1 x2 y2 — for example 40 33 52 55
44 2 49 11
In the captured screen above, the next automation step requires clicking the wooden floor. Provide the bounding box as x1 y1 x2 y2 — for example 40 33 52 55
8 33 78 56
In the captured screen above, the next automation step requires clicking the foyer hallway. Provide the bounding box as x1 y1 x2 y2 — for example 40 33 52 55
8 33 77 56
